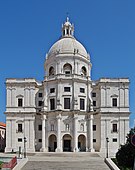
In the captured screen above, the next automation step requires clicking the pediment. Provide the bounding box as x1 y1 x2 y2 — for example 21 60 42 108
111 94 118 98
16 94 24 98
111 119 118 123
16 120 24 123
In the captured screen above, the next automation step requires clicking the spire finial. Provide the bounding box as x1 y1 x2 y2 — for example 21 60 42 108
66 12 69 22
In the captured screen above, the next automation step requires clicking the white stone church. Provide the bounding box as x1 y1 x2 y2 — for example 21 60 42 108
5 18 130 156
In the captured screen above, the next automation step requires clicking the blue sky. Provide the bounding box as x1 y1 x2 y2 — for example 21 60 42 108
0 0 135 127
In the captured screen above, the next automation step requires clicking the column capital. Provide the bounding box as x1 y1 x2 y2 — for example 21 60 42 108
56 114 61 120
74 113 78 119
87 114 94 120
42 114 46 120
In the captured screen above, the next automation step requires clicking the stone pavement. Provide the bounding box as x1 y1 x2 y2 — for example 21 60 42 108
21 152 110 170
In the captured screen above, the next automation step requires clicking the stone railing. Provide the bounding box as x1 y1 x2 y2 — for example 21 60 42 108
44 74 90 81
105 158 120 170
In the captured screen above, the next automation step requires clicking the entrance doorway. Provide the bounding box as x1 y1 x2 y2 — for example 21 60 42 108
63 134 72 152
78 135 86 152
48 134 57 152
63 140 71 151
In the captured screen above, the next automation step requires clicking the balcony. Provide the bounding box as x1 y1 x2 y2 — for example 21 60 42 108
44 74 90 81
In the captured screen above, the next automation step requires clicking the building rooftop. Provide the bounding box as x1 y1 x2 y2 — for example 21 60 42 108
0 122 6 127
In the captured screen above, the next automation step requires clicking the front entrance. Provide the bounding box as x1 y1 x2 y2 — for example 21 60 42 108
78 142 81 149
63 140 71 152
54 142 57 151
78 135 86 152
48 134 57 152
63 134 72 152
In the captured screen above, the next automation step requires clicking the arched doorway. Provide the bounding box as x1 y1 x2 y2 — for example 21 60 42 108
48 134 57 152
78 135 86 152
63 134 72 152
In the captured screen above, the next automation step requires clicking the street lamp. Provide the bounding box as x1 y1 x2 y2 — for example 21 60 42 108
106 137 109 158
24 137 27 158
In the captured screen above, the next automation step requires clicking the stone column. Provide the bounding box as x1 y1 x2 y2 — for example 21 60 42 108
29 118 35 152
87 114 94 152
73 114 78 152
7 88 11 107
100 119 107 153
10 119 16 151
41 115 47 152
11 88 16 106
43 83 48 111
75 61 77 74
57 62 60 74
125 87 129 107
5 119 11 152
57 81 62 110
30 88 35 107
24 88 29 106
77 62 79 74
90 115 94 152
56 114 61 152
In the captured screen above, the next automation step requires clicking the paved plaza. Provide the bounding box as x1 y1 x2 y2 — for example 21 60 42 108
21 152 110 170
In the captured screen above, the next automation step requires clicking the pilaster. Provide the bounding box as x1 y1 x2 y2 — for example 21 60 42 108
56 114 62 152
73 114 78 152
87 114 94 152
41 114 48 152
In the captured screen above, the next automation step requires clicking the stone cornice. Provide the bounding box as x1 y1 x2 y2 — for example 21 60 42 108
4 112 36 115
43 74 92 83
101 112 130 116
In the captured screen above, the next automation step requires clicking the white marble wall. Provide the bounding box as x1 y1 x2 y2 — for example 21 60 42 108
5 56 130 158
5 114 35 153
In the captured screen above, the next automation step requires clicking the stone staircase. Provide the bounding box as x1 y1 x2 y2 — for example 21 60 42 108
22 152 110 170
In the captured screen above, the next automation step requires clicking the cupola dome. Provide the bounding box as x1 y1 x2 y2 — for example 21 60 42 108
47 17 89 59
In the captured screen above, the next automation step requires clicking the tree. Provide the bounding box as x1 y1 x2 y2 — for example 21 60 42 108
116 128 135 169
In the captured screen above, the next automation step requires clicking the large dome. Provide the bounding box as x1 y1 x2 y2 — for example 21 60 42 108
48 37 88 58
47 17 88 59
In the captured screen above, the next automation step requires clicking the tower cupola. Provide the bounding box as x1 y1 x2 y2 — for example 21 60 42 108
62 17 74 37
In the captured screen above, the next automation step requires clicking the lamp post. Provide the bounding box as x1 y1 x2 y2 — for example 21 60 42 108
106 137 109 158
24 137 27 158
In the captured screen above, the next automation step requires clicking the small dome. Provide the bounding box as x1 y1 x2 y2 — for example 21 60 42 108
48 37 88 58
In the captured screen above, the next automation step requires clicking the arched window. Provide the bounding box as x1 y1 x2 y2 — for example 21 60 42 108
80 124 84 131
51 124 54 131
63 30 65 36
49 66 55 76
81 66 87 76
111 120 118 133
63 63 72 76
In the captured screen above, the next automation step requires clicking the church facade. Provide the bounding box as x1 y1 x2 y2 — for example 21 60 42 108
5 18 130 156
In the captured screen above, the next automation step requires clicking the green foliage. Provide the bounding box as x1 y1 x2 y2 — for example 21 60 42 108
112 158 132 170
111 158 118 166
0 161 3 165
0 161 4 169
116 128 135 169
